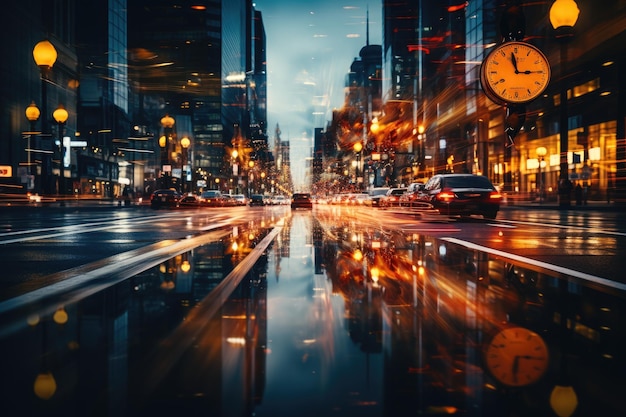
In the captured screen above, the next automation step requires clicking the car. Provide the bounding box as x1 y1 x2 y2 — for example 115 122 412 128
199 190 225 207
249 194 265 206
399 183 425 207
417 173 502 219
291 192 313 209
379 187 407 208
232 194 247 206
271 195 289 205
353 193 370 205
150 189 182 209
367 187 390 207
178 194 201 207
406 182 425 193
222 194 237 206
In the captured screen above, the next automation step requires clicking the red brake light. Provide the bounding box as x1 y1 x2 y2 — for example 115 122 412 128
489 191 502 200
436 191 456 201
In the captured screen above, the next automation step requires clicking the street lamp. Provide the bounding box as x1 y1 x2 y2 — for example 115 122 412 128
25 101 40 130
260 171 266 191
550 0 580 208
180 136 191 193
160 114 175 189
25 102 41 191
536 146 547 203
52 104 68 197
33 40 58 195
416 124 426 178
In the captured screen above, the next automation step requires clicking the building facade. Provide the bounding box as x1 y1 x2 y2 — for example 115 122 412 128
1 0 270 199
338 0 626 204
2 1 80 197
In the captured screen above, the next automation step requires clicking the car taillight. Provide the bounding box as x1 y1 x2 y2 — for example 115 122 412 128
436 191 456 201
489 191 502 200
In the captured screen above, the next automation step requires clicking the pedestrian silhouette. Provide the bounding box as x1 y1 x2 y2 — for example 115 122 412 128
575 183 583 205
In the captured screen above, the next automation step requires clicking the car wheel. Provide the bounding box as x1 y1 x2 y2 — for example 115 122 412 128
484 210 497 220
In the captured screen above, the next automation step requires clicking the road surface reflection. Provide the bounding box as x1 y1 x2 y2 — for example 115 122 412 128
0 209 624 416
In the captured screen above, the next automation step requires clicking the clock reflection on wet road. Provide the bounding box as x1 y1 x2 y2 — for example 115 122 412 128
485 326 550 387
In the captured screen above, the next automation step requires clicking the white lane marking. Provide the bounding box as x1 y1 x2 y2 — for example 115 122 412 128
0 222 234 316
0 217 162 245
0 212 170 238
0 212 233 245
402 227 462 233
442 237 626 292
487 223 517 228
498 219 626 236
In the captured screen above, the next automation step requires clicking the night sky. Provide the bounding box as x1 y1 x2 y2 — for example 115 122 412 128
255 1 382 190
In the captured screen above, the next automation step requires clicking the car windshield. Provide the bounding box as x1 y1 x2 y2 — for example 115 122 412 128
201 191 221 197
444 176 494 189
369 189 389 196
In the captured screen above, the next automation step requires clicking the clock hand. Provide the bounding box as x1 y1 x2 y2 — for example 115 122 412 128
510 53 520 74
512 356 520 383
517 355 545 360
520 70 544 74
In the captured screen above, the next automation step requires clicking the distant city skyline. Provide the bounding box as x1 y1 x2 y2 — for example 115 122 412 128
256 0 382 190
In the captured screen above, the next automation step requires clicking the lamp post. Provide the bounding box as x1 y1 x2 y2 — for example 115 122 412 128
33 40 58 195
416 124 425 178
536 146 547 204
160 114 175 189
180 136 190 193
25 102 41 191
354 142 363 190
550 0 579 208
53 104 68 198
232 150 239 194
248 160 255 196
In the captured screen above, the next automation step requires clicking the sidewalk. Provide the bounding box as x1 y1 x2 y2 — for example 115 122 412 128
502 199 621 212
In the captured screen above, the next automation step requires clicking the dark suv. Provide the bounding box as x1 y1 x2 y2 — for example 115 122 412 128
249 194 265 206
150 189 182 209
418 174 501 219
199 190 225 207
291 193 313 209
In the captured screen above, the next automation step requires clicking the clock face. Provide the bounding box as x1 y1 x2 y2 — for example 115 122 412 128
481 41 551 105
484 326 549 387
